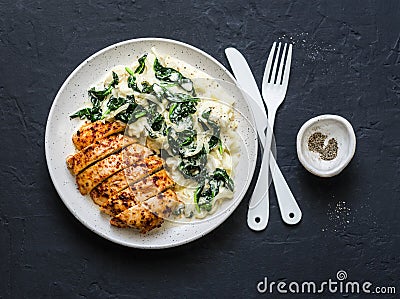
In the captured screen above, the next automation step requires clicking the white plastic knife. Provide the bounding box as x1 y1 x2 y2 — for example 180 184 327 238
225 47 302 227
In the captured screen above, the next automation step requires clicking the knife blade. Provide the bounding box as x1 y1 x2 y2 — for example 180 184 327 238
225 48 268 137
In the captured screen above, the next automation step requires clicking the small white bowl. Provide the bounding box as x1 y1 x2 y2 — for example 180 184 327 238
296 114 356 177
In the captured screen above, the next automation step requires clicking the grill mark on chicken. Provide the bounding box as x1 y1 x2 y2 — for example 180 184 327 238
124 155 164 187
76 143 153 195
66 134 135 175
101 169 175 216
130 169 175 203
110 189 183 233
73 120 126 150
89 155 164 206
100 188 137 216
89 170 128 206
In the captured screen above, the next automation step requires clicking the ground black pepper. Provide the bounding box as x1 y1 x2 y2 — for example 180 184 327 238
308 132 338 161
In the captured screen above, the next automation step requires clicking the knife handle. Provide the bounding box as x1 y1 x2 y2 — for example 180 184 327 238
247 125 274 231
247 165 270 231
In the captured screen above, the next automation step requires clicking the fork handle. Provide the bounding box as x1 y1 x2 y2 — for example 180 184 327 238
270 155 302 225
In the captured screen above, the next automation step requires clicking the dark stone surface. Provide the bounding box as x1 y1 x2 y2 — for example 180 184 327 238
0 0 399 298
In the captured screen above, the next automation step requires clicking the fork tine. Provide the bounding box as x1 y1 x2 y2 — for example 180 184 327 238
262 42 276 86
282 44 293 88
276 43 287 85
270 42 281 84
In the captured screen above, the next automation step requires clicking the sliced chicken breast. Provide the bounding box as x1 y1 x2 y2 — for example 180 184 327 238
90 155 163 206
101 169 175 216
110 189 183 233
100 188 137 216
129 169 175 203
76 143 153 195
89 170 128 206
124 155 164 185
66 134 135 175
72 120 126 150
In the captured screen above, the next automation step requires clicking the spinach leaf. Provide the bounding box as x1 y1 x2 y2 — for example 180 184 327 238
201 108 222 152
111 71 119 87
212 168 234 191
201 108 211 120
88 70 118 102
145 127 159 139
71 71 120 122
194 168 234 212
140 81 153 93
208 136 219 149
146 103 165 134
170 93 198 103
101 97 126 119
152 83 176 102
152 83 198 104
126 54 148 92
126 67 141 92
153 57 180 81
166 127 180 155
167 127 196 155
199 108 223 154
153 58 194 93
178 129 196 146
194 184 204 212
70 91 101 122
70 108 91 119
178 147 207 181
115 95 146 123
88 86 111 102
134 54 147 74
169 101 197 124
150 113 164 131
194 179 216 212
70 107 101 122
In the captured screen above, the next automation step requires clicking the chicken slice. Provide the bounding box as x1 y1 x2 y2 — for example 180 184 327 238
66 134 135 175
72 120 126 150
76 143 153 195
89 170 128 206
130 169 175 203
100 188 137 216
101 169 175 216
124 155 164 186
110 189 183 233
90 155 163 206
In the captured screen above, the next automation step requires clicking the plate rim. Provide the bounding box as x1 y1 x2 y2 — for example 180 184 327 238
45 37 258 249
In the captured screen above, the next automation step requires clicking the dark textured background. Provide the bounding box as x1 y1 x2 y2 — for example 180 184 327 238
1 0 399 298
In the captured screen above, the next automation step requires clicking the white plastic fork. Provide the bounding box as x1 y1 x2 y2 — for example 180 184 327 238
247 42 293 231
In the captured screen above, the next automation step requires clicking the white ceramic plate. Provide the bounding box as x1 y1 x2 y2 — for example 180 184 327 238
45 38 258 249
